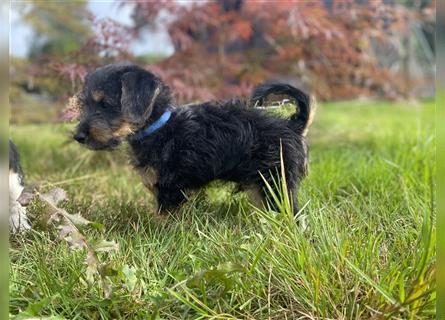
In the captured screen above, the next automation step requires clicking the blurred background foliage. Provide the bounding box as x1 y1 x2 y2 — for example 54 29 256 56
10 0 435 124
23 1 92 59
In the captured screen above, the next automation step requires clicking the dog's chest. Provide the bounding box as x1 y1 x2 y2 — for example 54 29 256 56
138 166 158 193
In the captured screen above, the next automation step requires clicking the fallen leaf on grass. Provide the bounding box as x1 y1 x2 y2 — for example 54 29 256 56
40 188 67 206
29 187 120 298
93 239 119 252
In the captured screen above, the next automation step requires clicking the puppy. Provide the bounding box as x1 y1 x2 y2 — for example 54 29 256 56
72 63 313 214
9 140 31 233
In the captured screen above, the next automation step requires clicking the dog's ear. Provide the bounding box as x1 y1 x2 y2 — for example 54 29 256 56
120 70 160 124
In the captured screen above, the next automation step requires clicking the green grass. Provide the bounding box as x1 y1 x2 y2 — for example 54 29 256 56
9 100 436 319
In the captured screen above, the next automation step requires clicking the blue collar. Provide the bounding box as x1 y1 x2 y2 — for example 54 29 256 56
134 110 172 139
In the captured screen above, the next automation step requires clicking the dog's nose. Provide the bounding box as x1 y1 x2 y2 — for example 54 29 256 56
74 131 87 144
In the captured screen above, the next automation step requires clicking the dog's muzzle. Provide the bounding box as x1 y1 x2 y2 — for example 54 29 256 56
74 131 87 144
74 123 89 144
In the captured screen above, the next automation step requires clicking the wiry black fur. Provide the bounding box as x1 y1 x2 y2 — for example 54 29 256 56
73 63 312 214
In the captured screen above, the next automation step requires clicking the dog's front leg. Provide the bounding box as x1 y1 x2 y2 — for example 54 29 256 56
138 166 161 213
156 187 187 215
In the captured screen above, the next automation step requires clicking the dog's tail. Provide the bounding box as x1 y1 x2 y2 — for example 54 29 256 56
251 83 315 136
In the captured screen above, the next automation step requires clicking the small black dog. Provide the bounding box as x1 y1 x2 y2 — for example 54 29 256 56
72 63 313 214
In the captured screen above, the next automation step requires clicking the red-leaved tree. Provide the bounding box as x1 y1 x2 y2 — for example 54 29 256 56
122 0 434 102
17 0 434 122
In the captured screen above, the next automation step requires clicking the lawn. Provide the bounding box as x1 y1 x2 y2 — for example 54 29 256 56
9 100 436 319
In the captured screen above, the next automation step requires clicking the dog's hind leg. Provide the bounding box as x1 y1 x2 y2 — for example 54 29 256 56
245 185 267 211
255 169 299 216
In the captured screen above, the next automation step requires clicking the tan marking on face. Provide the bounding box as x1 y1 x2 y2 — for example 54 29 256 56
92 90 104 102
89 125 112 143
113 122 136 139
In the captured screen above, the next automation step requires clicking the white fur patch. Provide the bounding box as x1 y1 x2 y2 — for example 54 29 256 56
9 171 24 203
9 171 30 233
